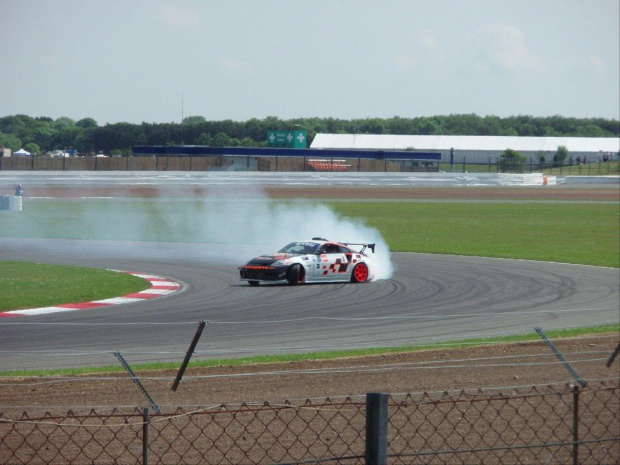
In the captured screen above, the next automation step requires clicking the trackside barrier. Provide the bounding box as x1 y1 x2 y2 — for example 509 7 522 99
0 381 617 464
0 196 22 211
308 159 351 171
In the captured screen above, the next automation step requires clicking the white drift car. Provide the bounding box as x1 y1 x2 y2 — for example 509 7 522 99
239 238 375 286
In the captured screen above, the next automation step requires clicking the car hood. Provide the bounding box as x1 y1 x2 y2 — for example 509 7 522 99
244 253 302 266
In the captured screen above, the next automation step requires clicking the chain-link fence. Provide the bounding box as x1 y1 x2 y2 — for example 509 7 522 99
1 381 618 464
442 158 620 175
0 155 439 173
2 154 619 175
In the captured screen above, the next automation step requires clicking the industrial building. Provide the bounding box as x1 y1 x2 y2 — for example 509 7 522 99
311 134 619 164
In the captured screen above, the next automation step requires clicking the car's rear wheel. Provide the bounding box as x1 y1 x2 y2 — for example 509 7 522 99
287 264 302 285
248 280 260 286
351 263 369 283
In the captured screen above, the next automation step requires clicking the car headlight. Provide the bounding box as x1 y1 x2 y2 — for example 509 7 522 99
272 259 292 266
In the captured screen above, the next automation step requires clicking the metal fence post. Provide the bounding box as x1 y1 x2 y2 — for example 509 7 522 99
143 407 149 465
572 385 579 465
366 392 388 465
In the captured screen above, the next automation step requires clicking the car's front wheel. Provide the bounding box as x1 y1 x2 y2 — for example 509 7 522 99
351 263 369 283
287 264 302 285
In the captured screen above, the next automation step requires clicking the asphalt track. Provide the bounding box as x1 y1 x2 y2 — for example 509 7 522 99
1 237 618 372
0 172 618 372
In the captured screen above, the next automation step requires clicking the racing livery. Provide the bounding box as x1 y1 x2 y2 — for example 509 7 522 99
239 238 375 286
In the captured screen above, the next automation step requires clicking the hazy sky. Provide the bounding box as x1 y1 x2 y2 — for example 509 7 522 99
1 0 618 125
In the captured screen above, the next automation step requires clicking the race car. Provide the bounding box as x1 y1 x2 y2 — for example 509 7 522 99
239 238 375 286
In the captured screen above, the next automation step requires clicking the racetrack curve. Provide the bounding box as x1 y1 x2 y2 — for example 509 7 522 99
1 237 618 372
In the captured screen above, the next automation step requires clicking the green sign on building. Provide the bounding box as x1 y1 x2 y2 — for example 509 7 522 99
267 130 307 148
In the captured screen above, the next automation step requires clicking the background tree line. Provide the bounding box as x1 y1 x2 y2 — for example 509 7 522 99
0 113 617 156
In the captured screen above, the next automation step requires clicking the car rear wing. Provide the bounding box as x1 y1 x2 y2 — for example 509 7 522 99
342 242 375 254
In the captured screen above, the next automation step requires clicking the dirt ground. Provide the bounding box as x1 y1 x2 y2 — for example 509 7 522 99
2 335 619 410
1 184 618 410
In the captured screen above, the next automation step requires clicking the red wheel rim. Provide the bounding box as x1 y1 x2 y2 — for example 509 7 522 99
354 263 368 282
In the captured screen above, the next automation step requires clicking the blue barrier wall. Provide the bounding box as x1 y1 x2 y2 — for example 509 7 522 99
133 145 441 161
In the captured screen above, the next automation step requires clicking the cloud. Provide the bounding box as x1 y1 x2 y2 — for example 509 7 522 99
161 5 203 29
563 55 607 77
468 21 543 73
393 29 445 70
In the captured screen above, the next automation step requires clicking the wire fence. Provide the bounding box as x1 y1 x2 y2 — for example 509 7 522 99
1 380 617 464
443 158 620 175
2 154 618 175
0 155 439 173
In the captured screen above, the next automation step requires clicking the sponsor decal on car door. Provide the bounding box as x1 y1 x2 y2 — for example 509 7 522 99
319 253 349 279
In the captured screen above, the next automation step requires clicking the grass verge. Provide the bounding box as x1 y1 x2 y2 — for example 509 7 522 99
0 262 150 312
329 202 619 268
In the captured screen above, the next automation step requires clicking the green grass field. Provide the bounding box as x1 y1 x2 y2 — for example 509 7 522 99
1 200 618 267
329 202 619 268
0 262 150 312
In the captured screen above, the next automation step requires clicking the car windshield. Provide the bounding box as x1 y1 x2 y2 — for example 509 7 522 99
278 242 320 255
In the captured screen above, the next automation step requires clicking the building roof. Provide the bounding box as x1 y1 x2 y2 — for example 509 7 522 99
311 134 619 153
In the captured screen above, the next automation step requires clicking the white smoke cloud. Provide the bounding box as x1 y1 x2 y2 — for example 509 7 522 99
148 186 394 280
2 186 394 281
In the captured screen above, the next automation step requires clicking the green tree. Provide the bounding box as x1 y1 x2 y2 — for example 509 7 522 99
24 142 41 155
182 116 207 125
420 119 441 135
498 148 526 173
52 126 83 150
0 132 22 152
53 117 76 129
212 132 231 146
76 118 98 129
196 133 212 145
34 124 55 151
555 145 569 165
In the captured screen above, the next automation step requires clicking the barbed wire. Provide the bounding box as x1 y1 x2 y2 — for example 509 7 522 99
1 380 618 429
0 350 613 387
2 377 618 412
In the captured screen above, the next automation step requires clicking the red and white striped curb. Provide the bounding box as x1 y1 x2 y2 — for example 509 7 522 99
0 272 181 318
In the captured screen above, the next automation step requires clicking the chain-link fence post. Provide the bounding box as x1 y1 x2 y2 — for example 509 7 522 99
572 385 580 465
366 392 388 465
143 407 150 465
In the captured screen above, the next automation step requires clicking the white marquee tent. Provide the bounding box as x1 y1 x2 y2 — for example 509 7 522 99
13 148 31 157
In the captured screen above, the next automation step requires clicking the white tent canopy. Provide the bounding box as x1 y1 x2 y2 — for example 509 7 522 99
311 134 619 153
311 134 619 163
13 148 31 156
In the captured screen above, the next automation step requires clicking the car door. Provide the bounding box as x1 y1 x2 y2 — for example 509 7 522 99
314 243 350 281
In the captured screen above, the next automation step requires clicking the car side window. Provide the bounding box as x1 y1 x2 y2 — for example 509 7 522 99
322 244 338 254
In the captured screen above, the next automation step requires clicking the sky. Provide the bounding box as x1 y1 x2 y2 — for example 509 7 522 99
1 0 619 125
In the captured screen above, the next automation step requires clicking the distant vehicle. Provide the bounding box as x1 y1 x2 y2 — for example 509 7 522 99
239 238 375 286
